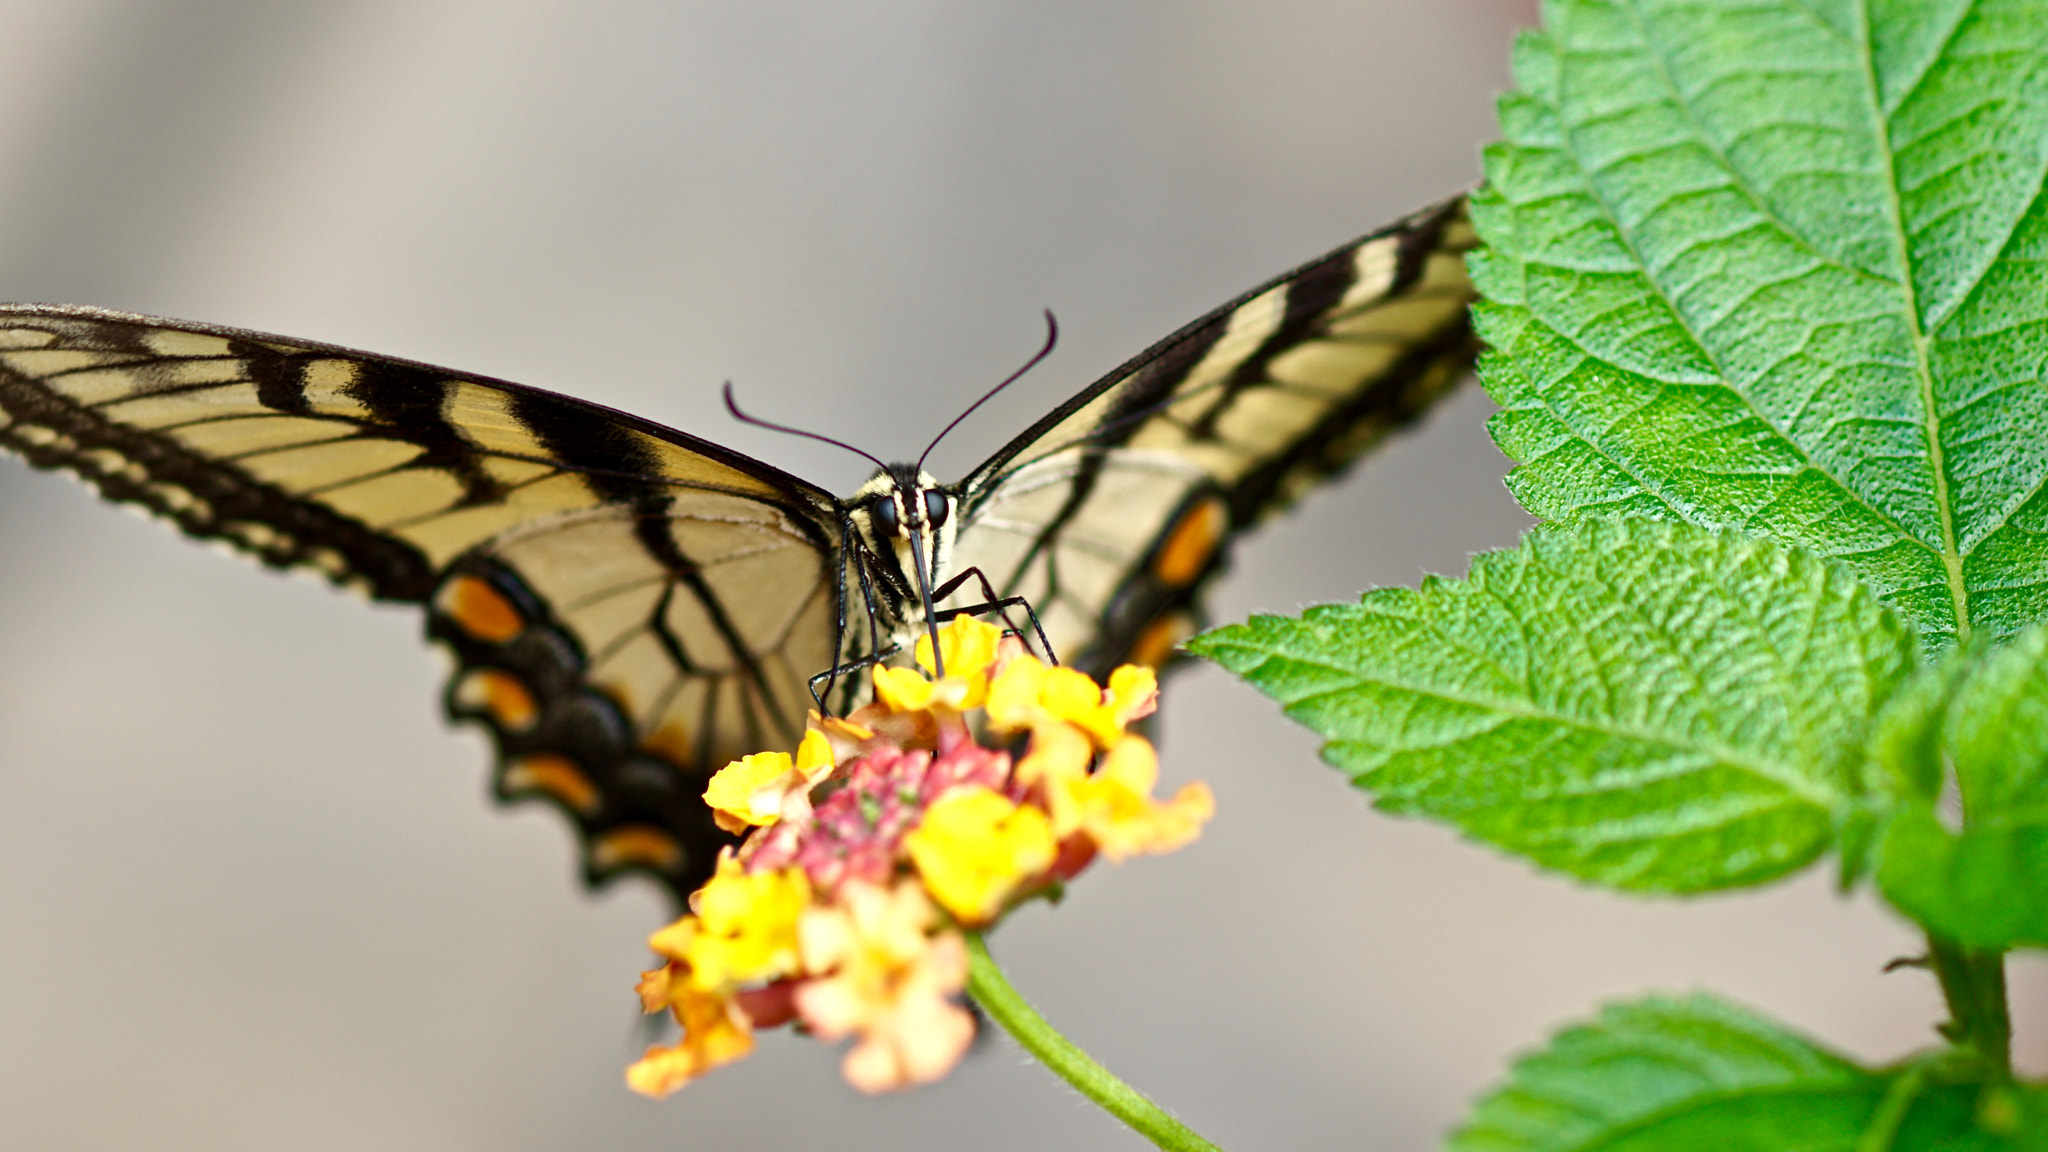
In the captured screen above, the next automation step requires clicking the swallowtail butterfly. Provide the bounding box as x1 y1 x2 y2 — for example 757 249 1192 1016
0 195 1476 903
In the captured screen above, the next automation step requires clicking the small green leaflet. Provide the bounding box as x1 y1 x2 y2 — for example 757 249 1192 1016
1876 618 2048 948
1449 995 2044 1152
1188 520 1916 893
1469 0 2048 653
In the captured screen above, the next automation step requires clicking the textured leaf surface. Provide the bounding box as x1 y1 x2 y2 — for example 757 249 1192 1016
1471 0 2048 652
1878 619 2048 947
1448 995 1873 1152
1449 995 2034 1152
1191 520 1916 892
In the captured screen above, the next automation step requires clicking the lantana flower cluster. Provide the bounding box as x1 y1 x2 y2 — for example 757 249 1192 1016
627 616 1214 1095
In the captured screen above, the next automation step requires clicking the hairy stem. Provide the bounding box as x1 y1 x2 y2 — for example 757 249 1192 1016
964 932 1221 1152
1927 935 2011 1075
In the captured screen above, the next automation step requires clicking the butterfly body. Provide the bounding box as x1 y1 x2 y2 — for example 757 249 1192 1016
0 195 1476 903
835 463 958 680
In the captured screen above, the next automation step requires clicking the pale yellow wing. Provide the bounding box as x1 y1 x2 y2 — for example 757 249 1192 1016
0 305 843 898
954 196 1477 675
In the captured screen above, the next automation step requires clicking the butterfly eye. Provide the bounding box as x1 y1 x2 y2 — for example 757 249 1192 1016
869 494 900 537
923 491 950 530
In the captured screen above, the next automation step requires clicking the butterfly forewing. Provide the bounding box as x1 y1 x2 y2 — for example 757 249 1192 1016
953 196 1477 677
0 306 842 896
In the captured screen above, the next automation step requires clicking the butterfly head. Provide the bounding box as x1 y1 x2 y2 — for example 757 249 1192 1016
846 464 958 657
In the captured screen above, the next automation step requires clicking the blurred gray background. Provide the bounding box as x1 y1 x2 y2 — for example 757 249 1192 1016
0 2 2037 1150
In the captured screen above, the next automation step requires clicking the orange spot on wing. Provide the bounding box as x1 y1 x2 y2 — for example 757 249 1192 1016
594 827 683 872
456 669 538 730
641 724 697 771
1153 496 1227 588
437 575 526 643
502 753 599 813
1126 613 1195 671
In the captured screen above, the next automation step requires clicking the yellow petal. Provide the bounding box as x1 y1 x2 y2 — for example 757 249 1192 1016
984 655 1049 730
1015 720 1092 793
1106 664 1159 725
624 985 757 1096
795 727 836 776
1064 737 1214 862
813 710 876 764
646 917 698 963
635 962 679 1014
907 787 1057 923
1098 733 1161 791
1038 666 1103 716
943 615 1003 679
703 751 797 830
1032 666 1123 746
872 664 937 712
685 866 812 990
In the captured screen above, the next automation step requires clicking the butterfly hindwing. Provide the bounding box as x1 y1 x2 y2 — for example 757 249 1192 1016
0 306 844 895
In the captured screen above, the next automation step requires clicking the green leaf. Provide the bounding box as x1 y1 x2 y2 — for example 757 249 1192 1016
1449 995 2032 1152
1877 618 2048 947
1190 519 1916 892
1448 995 1873 1152
1880 807 2048 947
1470 0 2048 653
1865 657 1968 804
1845 655 1970 886
1948 617 2048 815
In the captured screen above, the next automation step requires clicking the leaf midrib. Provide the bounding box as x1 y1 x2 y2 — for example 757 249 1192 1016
1535 2 1970 641
1853 0 1972 643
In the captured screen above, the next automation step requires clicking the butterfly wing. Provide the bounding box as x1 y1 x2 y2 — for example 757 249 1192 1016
0 305 843 898
952 195 1478 677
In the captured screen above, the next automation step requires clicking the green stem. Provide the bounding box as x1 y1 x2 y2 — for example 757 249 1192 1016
1925 935 2011 1075
1856 1057 1933 1152
964 932 1222 1152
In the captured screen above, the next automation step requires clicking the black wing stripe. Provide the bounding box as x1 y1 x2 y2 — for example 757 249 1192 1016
960 197 1470 503
1181 240 1365 439
1225 309 1474 526
981 202 1467 603
0 328 441 598
504 383 824 747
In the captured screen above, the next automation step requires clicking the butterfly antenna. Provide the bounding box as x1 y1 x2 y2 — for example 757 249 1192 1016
723 382 889 472
915 310 1059 474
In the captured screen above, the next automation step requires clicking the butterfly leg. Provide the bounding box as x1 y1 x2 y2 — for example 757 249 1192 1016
813 536 890 716
930 565 1056 666
810 537 906 717
933 596 1056 665
808 643 903 714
